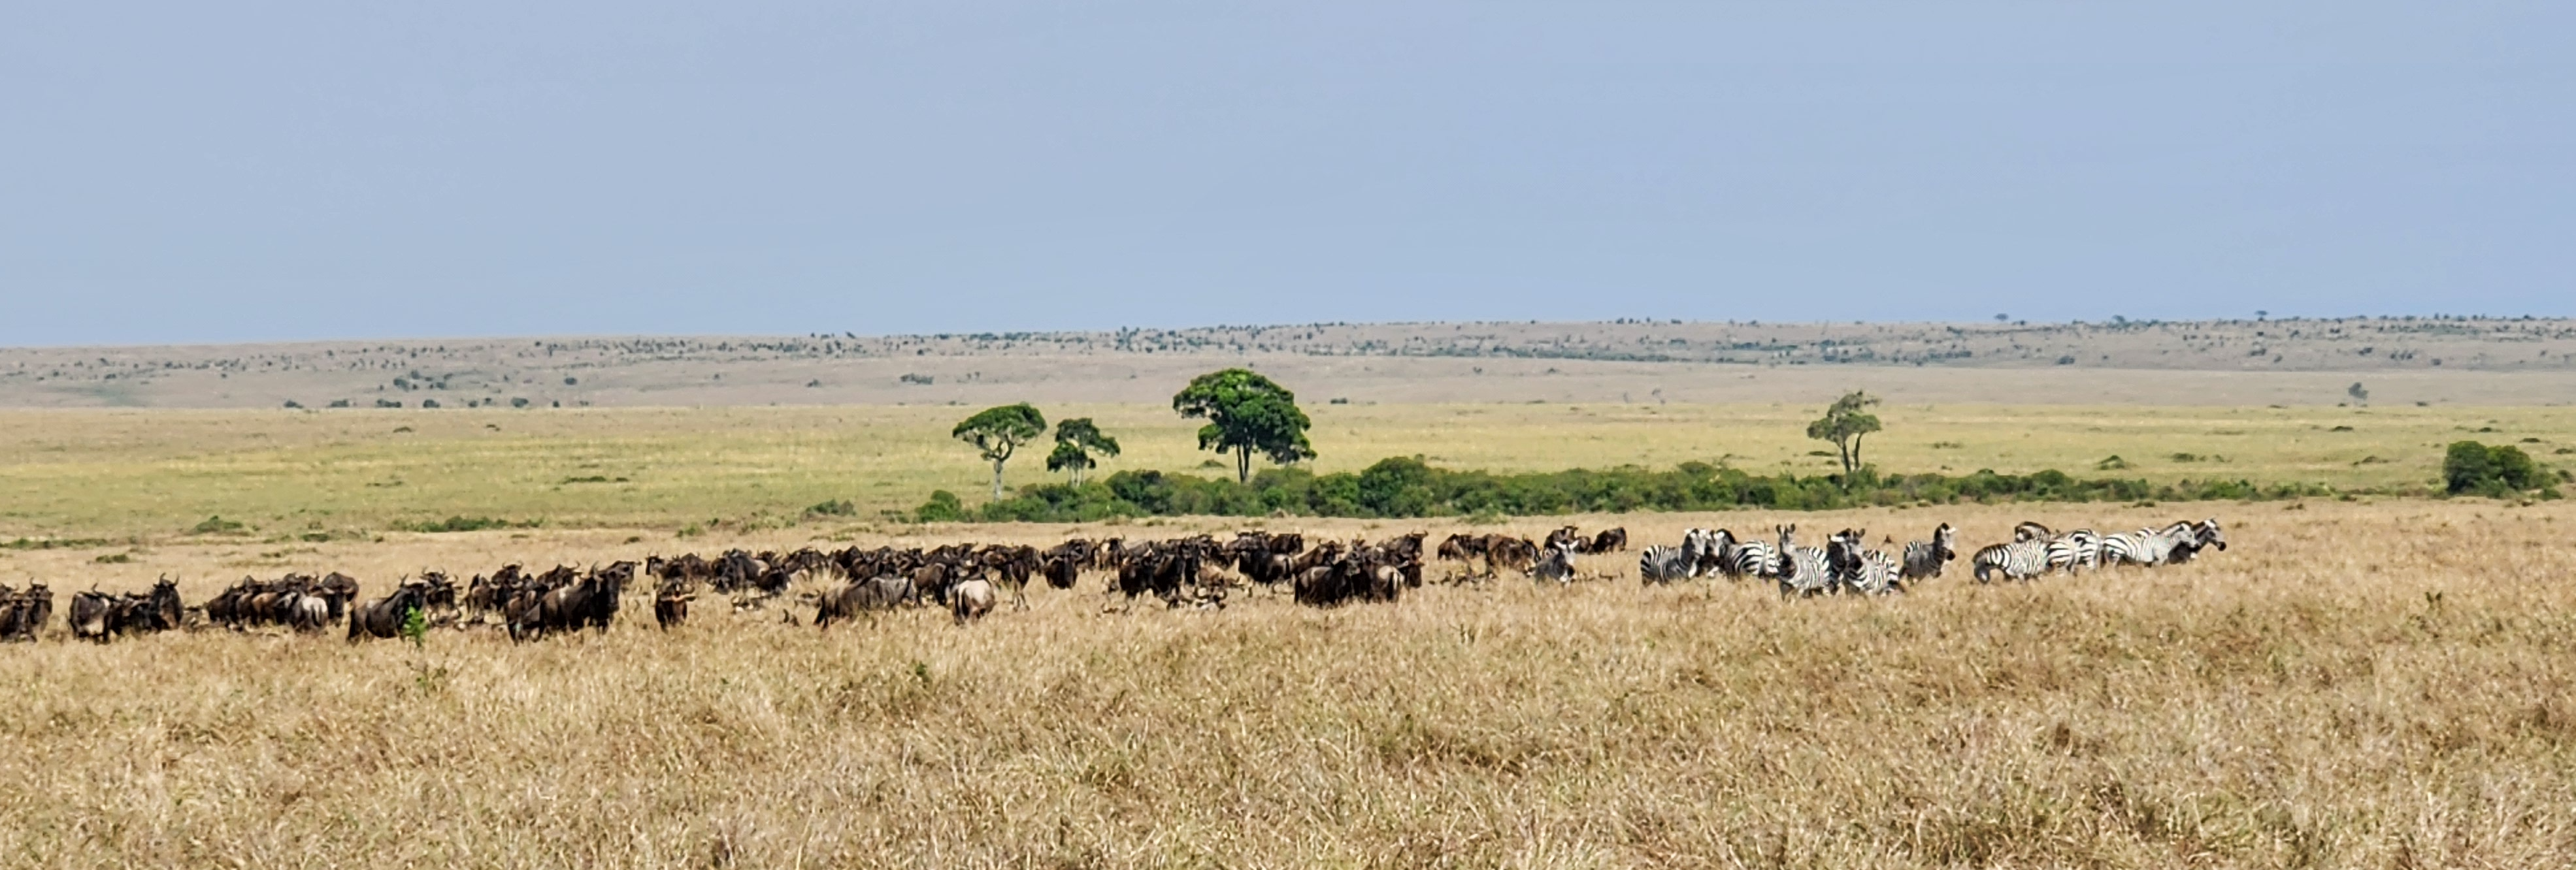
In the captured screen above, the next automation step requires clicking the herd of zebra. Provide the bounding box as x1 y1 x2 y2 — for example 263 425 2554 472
1635 517 2228 596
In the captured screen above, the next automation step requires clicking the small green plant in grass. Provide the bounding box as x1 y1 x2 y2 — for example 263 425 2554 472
191 515 246 535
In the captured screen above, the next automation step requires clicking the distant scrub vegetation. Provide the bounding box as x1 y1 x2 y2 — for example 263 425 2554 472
922 458 2356 524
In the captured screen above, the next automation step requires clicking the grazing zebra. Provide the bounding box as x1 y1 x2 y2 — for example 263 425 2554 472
1972 539 2050 583
1638 545 1693 585
1898 523 1957 582
2045 528 2103 575
1775 525 1834 598
1829 529 1902 596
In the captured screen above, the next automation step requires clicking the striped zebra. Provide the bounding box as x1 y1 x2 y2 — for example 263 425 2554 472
1828 529 1902 595
1972 539 2050 583
2046 528 2103 575
1687 528 1745 580
1731 528 1785 581
2167 518 2227 564
1534 541 1578 585
1898 523 1957 582
1638 544 1693 585
2013 521 2055 543
1775 524 1834 598
2099 523 2185 568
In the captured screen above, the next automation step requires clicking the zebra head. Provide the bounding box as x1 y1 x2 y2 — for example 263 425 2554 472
2198 518 2226 550
2013 521 2053 543
1934 523 1957 561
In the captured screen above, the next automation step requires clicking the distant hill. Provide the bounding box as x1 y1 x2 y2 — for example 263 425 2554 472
7 317 2575 408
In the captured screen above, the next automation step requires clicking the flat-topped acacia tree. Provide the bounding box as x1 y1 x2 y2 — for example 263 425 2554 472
1046 417 1120 485
1172 368 1313 483
953 403 1047 499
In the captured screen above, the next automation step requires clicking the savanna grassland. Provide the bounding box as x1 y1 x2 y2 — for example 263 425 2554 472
4 402 2572 543
4 355 2575 867
0 502 2569 867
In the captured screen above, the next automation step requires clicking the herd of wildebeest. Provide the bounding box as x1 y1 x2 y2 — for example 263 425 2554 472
0 516 2228 643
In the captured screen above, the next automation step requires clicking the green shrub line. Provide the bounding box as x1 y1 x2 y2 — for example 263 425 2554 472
914 457 2454 524
393 516 540 534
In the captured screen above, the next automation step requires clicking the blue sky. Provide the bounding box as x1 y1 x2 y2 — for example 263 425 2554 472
4 3 2569 346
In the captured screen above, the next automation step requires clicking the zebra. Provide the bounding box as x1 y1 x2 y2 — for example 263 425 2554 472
1775 524 1834 598
2168 518 2227 564
2013 521 2055 543
1898 523 1957 582
1829 528 1902 595
2099 524 2185 568
1638 545 1693 585
1534 541 1578 585
1732 527 1785 581
1972 539 2050 583
2045 528 2103 575
1685 528 1743 580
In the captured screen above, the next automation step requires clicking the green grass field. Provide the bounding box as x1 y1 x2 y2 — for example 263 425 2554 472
3 403 2569 540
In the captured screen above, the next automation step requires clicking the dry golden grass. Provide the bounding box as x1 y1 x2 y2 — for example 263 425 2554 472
0 500 2568 867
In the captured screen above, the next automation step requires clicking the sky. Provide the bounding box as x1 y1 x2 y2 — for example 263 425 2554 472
3 2 2570 346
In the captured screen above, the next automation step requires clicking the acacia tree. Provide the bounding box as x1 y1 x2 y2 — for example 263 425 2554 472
1173 368 1313 483
953 403 1047 499
1806 391 1882 479
1045 417 1121 485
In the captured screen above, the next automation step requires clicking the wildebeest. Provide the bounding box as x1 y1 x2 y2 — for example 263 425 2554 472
951 577 996 624
348 583 427 641
653 582 695 630
0 583 50 641
815 575 917 629
1590 528 1628 553
69 590 112 643
288 591 331 632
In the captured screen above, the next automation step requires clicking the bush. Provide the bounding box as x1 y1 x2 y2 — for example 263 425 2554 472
914 491 968 523
806 499 857 517
940 457 2328 522
2445 440 2547 496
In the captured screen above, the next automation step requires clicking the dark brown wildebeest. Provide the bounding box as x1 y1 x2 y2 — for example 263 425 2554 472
1039 542 1084 590
0 583 50 641
1544 526 1588 555
349 583 427 641
653 581 695 630
814 575 916 629
978 545 1039 610
122 577 183 636
318 572 362 620
1590 528 1628 553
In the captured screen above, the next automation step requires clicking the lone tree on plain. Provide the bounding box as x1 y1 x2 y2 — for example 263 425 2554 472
1806 390 1883 478
2348 381 2370 406
1045 417 1121 485
1173 368 1313 483
953 403 1046 499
